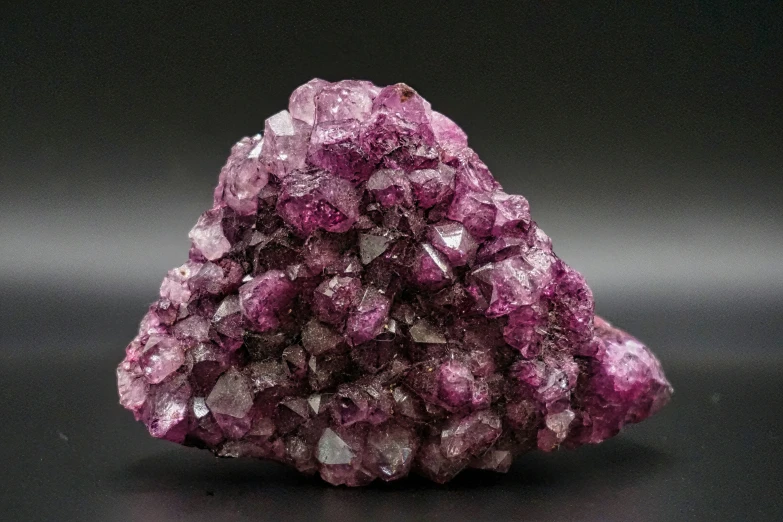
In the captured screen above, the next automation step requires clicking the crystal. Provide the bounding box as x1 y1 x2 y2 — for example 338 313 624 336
411 243 453 289
281 344 308 379
213 135 268 216
190 260 243 296
301 319 343 355
359 233 392 264
188 341 231 392
312 276 362 326
361 84 438 171
238 270 296 332
429 221 477 266
436 360 488 410
138 334 185 385
409 163 455 209
316 428 355 465
205 368 254 419
363 422 417 481
314 80 377 124
118 79 672 486
188 209 232 261
431 111 468 155
447 190 496 239
469 251 555 318
409 319 447 344
212 295 245 339
277 170 360 234
441 409 502 459
367 169 413 208
471 448 513 473
308 393 327 415
308 119 372 183
275 397 311 434
346 286 391 346
142 373 191 442
259 110 309 179
288 78 329 125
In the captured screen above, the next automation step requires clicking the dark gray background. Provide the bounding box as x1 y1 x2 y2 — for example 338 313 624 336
1 2 781 521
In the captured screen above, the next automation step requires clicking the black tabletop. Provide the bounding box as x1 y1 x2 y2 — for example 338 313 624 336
2 290 781 522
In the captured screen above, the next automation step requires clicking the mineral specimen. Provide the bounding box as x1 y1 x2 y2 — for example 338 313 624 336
117 79 672 485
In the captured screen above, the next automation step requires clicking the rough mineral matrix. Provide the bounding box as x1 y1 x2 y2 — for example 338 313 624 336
117 79 672 485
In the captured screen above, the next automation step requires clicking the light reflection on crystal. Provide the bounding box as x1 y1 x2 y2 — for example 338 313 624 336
118 79 672 486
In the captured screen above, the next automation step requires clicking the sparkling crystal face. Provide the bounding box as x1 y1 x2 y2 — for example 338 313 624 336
117 79 672 486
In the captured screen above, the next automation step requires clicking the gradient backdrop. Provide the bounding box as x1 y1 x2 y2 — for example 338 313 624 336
2 2 781 521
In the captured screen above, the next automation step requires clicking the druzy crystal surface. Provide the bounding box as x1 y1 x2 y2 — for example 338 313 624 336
117 79 672 485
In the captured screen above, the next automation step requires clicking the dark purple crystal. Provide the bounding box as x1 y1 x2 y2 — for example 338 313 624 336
118 79 672 485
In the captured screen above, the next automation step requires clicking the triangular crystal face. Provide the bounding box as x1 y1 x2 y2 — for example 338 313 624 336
117 79 672 487
316 428 355 465
359 233 392 264
409 319 447 344
307 394 324 415
205 368 253 418
280 397 310 419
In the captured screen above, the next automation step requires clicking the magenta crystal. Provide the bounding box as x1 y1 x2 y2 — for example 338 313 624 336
118 79 672 486
259 110 309 178
238 270 297 332
277 170 361 234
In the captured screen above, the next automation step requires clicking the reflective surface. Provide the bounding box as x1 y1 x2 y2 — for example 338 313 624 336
2 291 781 521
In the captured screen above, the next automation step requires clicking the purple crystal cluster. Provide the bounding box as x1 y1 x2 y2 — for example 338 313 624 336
117 79 672 485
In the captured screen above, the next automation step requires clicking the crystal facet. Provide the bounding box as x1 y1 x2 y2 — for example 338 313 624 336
118 79 672 486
